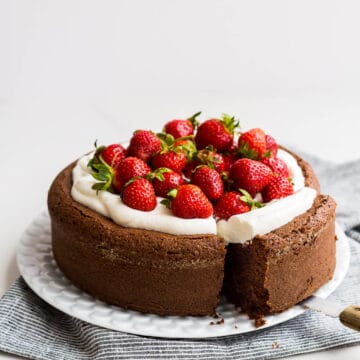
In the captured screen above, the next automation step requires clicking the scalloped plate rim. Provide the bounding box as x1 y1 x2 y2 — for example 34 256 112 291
16 211 350 339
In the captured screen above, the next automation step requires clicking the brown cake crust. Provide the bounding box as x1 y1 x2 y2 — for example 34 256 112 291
282 147 321 191
48 148 335 318
223 149 336 319
224 195 336 318
48 162 226 316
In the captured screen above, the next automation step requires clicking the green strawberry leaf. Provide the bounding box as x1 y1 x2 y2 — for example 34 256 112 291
160 198 172 209
87 140 106 170
221 114 240 134
238 142 259 160
174 140 197 161
263 150 272 158
167 188 178 199
89 153 114 193
157 132 175 152
239 189 264 210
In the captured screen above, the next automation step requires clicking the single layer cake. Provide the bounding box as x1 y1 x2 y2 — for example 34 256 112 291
48 115 337 320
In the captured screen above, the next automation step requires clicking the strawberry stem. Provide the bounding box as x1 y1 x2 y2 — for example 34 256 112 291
147 167 172 182
187 111 201 129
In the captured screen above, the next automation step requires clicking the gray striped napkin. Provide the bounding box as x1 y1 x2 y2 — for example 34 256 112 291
1 152 360 360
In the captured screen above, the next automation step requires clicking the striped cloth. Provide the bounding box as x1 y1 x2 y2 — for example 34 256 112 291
1 152 360 360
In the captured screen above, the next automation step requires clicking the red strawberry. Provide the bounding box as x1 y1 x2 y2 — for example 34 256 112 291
152 150 187 173
238 128 267 160
113 157 151 193
195 114 239 151
230 158 273 196
262 176 294 202
214 191 250 220
194 148 225 173
261 157 289 178
182 160 197 179
192 166 224 201
165 184 213 219
150 168 185 197
163 112 201 138
265 134 278 158
100 144 126 168
88 141 126 170
127 130 161 162
122 178 157 211
222 150 238 172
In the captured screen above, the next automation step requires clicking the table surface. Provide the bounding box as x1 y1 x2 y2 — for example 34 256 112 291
1 0 360 358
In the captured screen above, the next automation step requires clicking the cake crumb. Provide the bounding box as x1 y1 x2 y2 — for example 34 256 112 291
272 341 280 349
209 318 224 326
254 317 266 328
234 324 238 329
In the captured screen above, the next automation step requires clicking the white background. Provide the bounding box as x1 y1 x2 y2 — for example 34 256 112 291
1 1 360 359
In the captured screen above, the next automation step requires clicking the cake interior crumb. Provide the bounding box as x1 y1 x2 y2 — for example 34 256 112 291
254 317 266 328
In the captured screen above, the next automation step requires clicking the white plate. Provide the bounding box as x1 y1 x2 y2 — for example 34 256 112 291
17 212 350 339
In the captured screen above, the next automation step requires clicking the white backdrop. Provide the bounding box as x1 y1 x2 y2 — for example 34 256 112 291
1 1 360 359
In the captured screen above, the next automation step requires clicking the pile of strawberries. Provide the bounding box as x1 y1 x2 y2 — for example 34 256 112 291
88 113 294 220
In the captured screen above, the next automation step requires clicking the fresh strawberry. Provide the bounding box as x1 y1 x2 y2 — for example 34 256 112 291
150 168 185 197
127 130 161 162
113 157 151 193
192 166 224 201
238 128 267 160
163 184 213 219
182 160 197 179
122 178 157 211
173 138 197 160
101 144 126 167
214 191 250 220
222 150 237 172
152 150 187 173
195 114 239 151
163 112 201 138
193 147 225 173
88 141 126 170
265 134 278 157
262 175 294 202
261 157 289 178
230 158 273 196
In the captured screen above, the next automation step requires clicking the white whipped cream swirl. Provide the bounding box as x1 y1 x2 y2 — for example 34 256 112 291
71 149 316 242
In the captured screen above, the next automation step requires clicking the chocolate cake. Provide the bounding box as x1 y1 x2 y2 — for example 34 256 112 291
49 162 226 316
224 195 336 320
48 149 337 319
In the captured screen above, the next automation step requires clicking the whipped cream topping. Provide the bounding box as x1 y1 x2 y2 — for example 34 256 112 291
277 149 305 192
71 153 217 235
217 187 317 243
71 149 316 242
